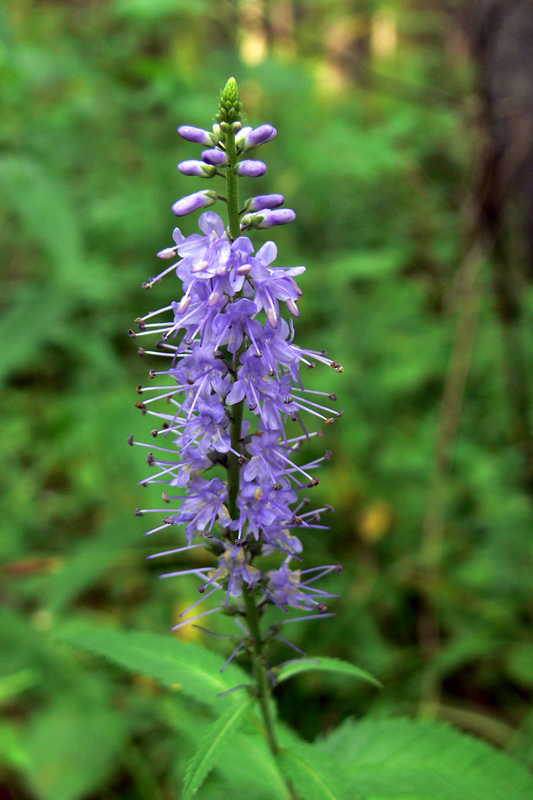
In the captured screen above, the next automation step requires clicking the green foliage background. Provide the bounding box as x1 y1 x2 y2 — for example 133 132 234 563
1 0 533 797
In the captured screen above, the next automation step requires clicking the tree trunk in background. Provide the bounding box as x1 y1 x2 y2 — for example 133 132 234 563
459 0 533 495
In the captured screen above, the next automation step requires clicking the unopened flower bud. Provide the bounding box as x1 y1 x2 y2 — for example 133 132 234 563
243 194 285 212
235 126 253 146
202 149 228 166
178 160 216 178
236 160 267 178
172 190 217 217
178 125 216 146
237 124 277 150
241 209 296 229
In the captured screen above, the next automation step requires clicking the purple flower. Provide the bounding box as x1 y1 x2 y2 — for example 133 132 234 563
242 209 296 229
172 190 217 217
178 160 217 178
132 101 342 648
236 124 277 150
202 148 228 166
236 160 267 178
243 194 285 212
178 125 217 146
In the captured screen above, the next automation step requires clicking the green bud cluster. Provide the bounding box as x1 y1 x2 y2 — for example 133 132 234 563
216 77 243 124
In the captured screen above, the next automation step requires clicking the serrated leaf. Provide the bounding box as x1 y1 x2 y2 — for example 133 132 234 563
216 729 291 800
318 717 533 800
60 627 249 711
277 737 365 800
182 697 252 800
275 657 381 688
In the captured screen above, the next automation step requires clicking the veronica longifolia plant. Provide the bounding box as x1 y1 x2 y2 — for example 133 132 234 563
129 78 343 753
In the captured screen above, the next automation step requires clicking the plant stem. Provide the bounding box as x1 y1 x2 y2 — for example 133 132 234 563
223 125 281 757
224 126 241 241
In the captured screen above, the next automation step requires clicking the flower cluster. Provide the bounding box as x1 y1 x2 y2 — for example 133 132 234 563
130 79 343 664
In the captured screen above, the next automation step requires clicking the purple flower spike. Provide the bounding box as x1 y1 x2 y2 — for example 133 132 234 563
242 208 296 228
178 125 217 146
172 190 217 217
244 194 285 212
202 149 228 167
178 160 217 178
236 160 267 178
237 124 277 150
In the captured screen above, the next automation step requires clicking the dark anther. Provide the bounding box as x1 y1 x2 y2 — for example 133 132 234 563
138 348 145 357
269 370 275 377
273 483 282 491
135 401 147 414
284 396 293 404
162 492 170 503
325 418 335 425
156 340 165 350
162 423 169 429
135 318 146 331
149 369 156 379
307 478 320 488
314 512 321 522
307 362 316 369
203 532 214 539
147 454 155 466
290 414 297 422
254 351 263 358
338 408 345 417
328 393 337 401
140 481 148 487
302 497 310 505
248 403 257 411
324 504 335 512
235 538 246 546
198 584 207 594
291 515 303 526
141 281 152 289
162 517 173 525
317 603 328 613
325 449 332 460
127 435 134 446
238 455 248 465
187 377 194 385
136 385 143 394
151 429 159 438
330 361 340 369
335 563 343 574
128 329 137 338
135 508 143 517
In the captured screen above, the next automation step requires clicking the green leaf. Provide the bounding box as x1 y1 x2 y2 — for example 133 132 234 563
25 701 126 800
277 736 365 800
275 657 381 688
182 697 252 800
216 729 292 800
318 717 533 800
61 627 249 711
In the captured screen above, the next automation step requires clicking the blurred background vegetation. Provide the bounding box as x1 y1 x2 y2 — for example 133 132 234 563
2 0 533 797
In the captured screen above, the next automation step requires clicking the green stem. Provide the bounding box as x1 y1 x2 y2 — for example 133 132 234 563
223 124 281 758
224 126 241 241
